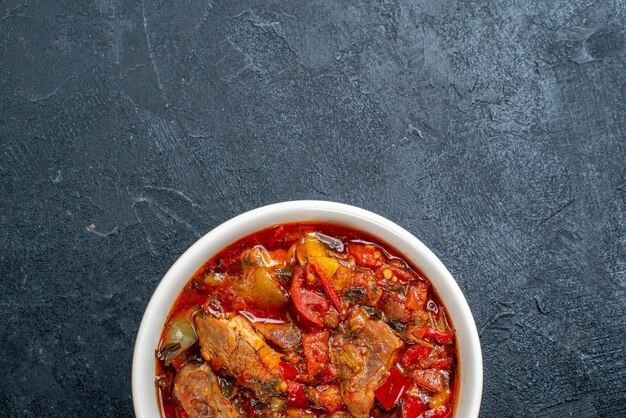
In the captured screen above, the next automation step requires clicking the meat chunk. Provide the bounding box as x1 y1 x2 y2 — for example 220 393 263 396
409 368 446 393
251 322 303 353
173 363 243 418
306 384 343 413
329 308 403 417
195 314 286 401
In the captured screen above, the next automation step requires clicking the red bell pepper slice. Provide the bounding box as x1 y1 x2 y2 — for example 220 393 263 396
290 266 330 328
311 260 344 314
374 368 412 411
287 381 308 408
279 361 298 380
319 364 337 384
411 326 453 345
401 344 432 367
430 357 453 370
402 395 428 417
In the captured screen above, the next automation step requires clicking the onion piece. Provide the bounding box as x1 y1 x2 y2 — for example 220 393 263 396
310 232 344 252
166 318 197 351
239 310 286 324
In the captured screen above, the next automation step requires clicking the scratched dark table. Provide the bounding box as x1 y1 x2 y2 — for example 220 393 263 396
1 0 625 417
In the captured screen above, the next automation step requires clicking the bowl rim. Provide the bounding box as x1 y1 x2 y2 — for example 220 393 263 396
132 200 483 417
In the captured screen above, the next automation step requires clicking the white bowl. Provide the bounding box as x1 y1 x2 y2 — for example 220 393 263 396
132 200 483 417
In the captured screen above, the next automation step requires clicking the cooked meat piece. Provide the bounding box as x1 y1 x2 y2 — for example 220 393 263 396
381 293 411 322
409 368 446 392
252 322 303 353
329 308 403 417
195 314 286 401
173 363 243 418
305 384 343 413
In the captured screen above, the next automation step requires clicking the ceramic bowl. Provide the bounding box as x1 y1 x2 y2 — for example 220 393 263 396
132 200 483 417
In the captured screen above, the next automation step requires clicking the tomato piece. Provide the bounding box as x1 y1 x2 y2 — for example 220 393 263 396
410 326 453 345
405 282 428 311
319 364 337 384
287 381 308 408
293 289 329 328
402 395 428 418
177 409 190 418
374 368 412 410
290 266 330 328
303 330 330 376
311 260 344 314
279 361 298 380
431 357 453 370
401 344 432 367
409 369 445 392
268 225 286 248
348 243 384 269
379 264 418 284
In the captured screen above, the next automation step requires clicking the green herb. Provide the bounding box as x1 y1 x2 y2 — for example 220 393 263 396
414 338 435 348
274 267 292 282
340 352 358 370
342 287 367 304
323 312 340 328
269 397 286 411
157 342 181 365
428 311 437 328
218 376 234 399
362 306 382 320
396 285 409 301
437 313 447 332
388 321 406 333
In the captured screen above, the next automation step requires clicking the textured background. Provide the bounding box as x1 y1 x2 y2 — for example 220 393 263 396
1 0 624 416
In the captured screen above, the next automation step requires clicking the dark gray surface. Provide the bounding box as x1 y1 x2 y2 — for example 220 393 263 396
0 0 624 416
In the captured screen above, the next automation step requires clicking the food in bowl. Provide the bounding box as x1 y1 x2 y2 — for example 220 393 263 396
155 223 458 418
